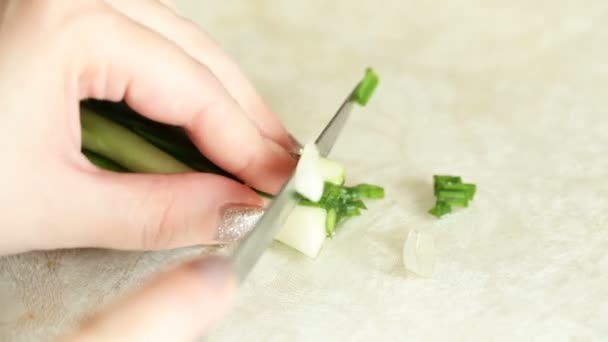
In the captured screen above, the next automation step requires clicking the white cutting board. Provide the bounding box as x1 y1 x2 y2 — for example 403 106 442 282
1 0 607 341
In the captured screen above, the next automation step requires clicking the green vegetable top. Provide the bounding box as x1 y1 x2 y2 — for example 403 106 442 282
353 68 379 106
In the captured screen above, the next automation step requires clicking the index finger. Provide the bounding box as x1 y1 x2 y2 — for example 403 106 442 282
106 0 296 150
79 9 295 193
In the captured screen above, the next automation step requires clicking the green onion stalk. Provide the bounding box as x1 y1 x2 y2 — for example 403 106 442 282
79 68 384 236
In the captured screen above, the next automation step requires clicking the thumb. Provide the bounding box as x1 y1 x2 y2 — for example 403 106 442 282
56 170 262 251
60 255 237 342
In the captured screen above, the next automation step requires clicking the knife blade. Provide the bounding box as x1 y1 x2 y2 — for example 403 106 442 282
231 84 360 283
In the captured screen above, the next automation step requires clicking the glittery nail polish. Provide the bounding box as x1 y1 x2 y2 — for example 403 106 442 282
216 206 264 242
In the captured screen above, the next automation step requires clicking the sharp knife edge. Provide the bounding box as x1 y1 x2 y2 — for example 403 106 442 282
231 85 359 283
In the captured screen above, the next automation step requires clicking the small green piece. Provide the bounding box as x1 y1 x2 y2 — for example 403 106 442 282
353 68 379 106
440 182 476 199
437 190 468 201
443 197 469 208
433 175 462 185
429 174 476 218
428 201 452 218
433 175 462 193
326 209 337 236
295 181 384 236
352 183 385 199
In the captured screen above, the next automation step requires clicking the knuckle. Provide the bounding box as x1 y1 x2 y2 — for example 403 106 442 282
232 151 256 180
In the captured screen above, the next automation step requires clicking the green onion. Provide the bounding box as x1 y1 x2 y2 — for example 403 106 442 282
82 149 128 172
296 181 384 236
428 175 476 218
353 67 379 106
428 201 452 218
81 107 193 173
440 182 476 199
351 183 385 199
433 175 461 193
326 209 337 236
437 190 467 201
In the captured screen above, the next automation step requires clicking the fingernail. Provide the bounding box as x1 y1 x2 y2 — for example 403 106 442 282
288 133 303 157
216 206 264 242
194 255 233 290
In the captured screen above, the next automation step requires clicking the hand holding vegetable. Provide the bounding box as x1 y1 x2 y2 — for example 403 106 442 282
0 1 298 340
0 0 297 256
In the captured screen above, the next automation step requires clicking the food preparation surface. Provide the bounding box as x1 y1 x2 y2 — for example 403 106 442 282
1 1 607 340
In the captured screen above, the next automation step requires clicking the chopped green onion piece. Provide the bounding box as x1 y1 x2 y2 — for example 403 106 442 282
352 183 385 199
353 67 379 106
433 175 462 192
326 209 337 236
428 201 452 218
343 206 362 217
433 175 462 184
437 190 468 201
441 183 476 199
348 199 367 210
295 180 384 236
429 174 476 218
443 197 469 208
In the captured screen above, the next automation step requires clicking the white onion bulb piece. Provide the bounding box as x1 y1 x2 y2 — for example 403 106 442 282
294 143 324 202
403 229 435 277
274 206 327 258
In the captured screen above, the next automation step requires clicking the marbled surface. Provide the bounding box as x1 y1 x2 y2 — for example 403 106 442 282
1 1 608 341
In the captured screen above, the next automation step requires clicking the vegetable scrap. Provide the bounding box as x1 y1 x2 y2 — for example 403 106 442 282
428 175 476 218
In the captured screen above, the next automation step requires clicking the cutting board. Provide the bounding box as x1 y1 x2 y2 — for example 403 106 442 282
1 0 607 340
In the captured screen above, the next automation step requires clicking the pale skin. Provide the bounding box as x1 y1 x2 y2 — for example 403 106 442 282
0 0 296 340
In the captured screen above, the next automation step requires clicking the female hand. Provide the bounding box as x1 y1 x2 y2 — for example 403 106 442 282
0 0 296 255
0 1 296 340
59 255 238 342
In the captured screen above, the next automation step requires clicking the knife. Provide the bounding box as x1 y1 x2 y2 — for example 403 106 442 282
230 85 360 283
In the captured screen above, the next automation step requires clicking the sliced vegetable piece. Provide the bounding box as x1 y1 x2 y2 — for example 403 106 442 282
325 208 337 236
437 190 468 201
442 183 476 199
351 183 385 199
294 143 324 202
433 175 462 187
353 68 379 106
274 206 327 258
428 200 452 218
403 229 435 277
429 174 476 218
319 158 345 185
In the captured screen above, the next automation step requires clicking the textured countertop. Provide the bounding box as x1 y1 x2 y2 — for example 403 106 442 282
1 1 608 341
